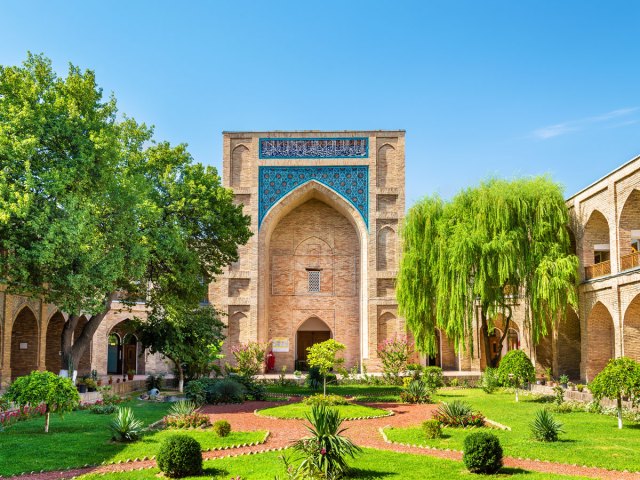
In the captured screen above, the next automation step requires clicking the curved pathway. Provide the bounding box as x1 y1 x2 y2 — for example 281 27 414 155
7 399 640 480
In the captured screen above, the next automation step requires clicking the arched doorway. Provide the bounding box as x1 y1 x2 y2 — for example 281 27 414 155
583 210 611 279
623 294 640 362
45 311 66 372
586 302 615 381
558 308 581 379
107 333 121 374
296 317 331 371
11 307 39 380
74 315 92 375
122 333 139 375
618 189 640 271
426 330 442 367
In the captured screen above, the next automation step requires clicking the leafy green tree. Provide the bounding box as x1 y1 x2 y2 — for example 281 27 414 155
397 177 578 367
589 357 640 429
5 371 79 432
306 339 345 395
496 349 535 402
230 341 269 378
135 305 225 393
0 54 251 374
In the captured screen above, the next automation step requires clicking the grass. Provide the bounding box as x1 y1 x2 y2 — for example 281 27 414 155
265 383 402 400
385 388 640 472
0 400 263 476
257 402 389 419
76 448 590 479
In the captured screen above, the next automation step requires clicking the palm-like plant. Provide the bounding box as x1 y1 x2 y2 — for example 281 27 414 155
110 407 143 442
530 409 564 442
291 404 361 479
168 399 197 417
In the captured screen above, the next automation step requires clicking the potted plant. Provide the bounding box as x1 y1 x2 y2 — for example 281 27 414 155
544 367 552 386
116 378 120 383
77 378 87 394
127 369 135 381
568 381 576 391
576 384 584 392
559 374 569 389
85 378 97 392
108 376 113 385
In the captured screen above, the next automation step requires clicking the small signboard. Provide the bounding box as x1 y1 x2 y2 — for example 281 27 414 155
19 342 28 350
272 337 289 353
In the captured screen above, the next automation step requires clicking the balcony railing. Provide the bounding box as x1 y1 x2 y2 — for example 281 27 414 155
584 260 611 280
620 251 640 272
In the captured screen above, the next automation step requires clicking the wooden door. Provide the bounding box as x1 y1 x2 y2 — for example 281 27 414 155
123 344 137 374
297 331 331 364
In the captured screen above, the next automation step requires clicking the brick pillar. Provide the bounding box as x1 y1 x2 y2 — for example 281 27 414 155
37 300 47 371
1 294 12 387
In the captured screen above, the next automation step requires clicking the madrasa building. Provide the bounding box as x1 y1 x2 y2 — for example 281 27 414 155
210 131 407 372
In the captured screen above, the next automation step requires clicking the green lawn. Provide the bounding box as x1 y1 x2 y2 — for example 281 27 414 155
385 388 640 472
257 402 389 419
77 448 590 479
0 400 263 476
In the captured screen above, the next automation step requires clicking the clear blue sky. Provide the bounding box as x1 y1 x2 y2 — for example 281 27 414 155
2 1 639 205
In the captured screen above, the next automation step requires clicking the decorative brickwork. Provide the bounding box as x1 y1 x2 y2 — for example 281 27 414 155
586 302 615 381
623 294 640 362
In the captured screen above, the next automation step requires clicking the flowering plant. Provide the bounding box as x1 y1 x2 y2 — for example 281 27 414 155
378 336 413 385
231 342 269 378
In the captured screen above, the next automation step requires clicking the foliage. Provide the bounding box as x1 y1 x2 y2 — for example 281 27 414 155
422 420 442 439
480 367 500 394
146 374 164 391
559 374 569 385
185 378 216 405
165 412 210 429
400 380 432 404
156 434 203 478
210 378 246 404
98 387 124 406
231 342 269 378
307 367 337 391
377 336 412 385
233 374 267 401
462 432 503 474
397 178 578 367
529 409 564 442
90 404 116 415
109 407 143 442
136 305 225 392
421 367 445 391
291 404 362 478
306 340 346 395
552 386 564 406
212 420 232 437
496 350 535 400
303 394 351 407
589 357 640 428
0 53 251 372
433 401 484 427
5 371 80 433
168 400 198 416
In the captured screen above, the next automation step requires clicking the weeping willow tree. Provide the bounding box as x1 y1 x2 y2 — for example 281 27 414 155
397 177 579 367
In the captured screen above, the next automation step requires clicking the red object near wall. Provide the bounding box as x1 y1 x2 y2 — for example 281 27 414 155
266 350 275 372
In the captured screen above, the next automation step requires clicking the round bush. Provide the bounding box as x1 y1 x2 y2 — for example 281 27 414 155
213 419 232 437
156 434 203 478
463 432 503 474
422 419 442 439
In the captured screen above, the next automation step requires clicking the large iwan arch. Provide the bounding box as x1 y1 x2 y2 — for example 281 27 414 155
586 302 615 380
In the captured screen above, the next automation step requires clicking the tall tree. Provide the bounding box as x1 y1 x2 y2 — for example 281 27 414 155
397 177 578 367
0 53 251 374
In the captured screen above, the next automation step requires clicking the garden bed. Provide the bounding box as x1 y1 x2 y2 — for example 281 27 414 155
255 402 391 420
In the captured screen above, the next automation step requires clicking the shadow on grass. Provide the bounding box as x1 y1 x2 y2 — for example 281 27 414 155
437 393 465 398
349 467 394 478
499 467 533 475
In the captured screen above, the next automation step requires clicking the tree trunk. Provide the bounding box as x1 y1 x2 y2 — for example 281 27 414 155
617 395 623 429
44 410 50 433
323 375 327 396
60 294 116 375
480 309 495 368
515 387 519 402
178 363 184 393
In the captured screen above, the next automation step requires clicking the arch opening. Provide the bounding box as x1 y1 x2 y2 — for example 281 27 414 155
619 189 640 271
45 311 66 373
11 307 39 380
583 210 611 279
586 302 615 381
296 317 332 371
624 294 640 362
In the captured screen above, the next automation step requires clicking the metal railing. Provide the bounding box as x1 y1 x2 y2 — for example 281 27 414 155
584 260 611 280
620 251 640 272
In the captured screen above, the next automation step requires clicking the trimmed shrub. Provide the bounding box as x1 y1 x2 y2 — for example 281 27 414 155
400 380 432 404
157 434 203 478
463 432 503 474
90 404 116 415
109 407 143 442
303 394 350 406
213 419 232 437
210 378 246 404
234 375 267 401
165 412 210 429
530 409 564 442
185 378 217 405
422 366 445 391
433 401 484 427
422 419 442 439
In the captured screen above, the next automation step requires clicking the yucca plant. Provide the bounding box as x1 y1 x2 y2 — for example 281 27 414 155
168 400 198 417
110 407 143 442
292 404 361 478
433 400 484 427
529 409 564 442
400 380 432 404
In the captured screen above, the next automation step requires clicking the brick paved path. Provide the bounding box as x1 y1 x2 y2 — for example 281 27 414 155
8 399 640 480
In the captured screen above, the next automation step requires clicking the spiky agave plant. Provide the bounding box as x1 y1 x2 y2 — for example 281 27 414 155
292 404 361 478
530 409 564 442
168 399 197 417
110 407 143 442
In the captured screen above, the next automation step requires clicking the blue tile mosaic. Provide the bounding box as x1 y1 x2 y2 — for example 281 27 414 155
258 166 369 228
259 137 368 159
